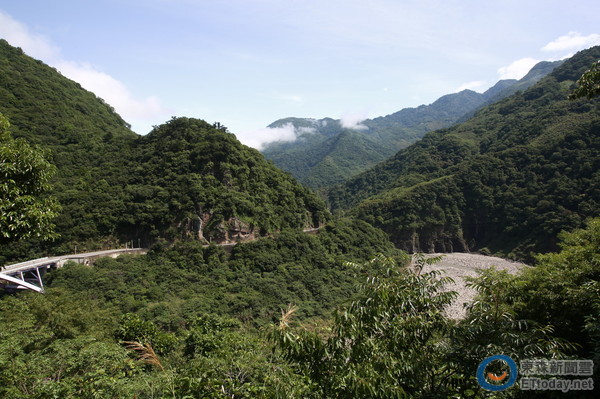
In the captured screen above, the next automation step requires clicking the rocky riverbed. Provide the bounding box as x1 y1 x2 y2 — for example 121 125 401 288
417 253 530 319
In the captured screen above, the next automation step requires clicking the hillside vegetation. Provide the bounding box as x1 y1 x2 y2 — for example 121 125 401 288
125 117 329 244
0 39 328 261
329 46 600 261
1 218 597 398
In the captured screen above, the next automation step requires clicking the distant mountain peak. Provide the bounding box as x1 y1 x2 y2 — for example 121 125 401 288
482 79 518 100
261 58 563 189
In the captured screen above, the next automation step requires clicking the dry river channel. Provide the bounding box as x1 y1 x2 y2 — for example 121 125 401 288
418 253 530 319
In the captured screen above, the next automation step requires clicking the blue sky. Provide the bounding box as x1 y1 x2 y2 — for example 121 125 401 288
0 0 598 148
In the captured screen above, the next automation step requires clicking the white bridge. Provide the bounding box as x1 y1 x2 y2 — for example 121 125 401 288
0 248 147 293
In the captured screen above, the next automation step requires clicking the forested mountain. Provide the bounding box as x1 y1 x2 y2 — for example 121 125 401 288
1 35 600 398
0 39 328 261
263 125 391 189
128 117 329 244
329 46 600 261
262 60 562 189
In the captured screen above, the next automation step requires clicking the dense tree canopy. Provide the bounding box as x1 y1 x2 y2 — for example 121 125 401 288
263 61 561 190
270 221 600 398
0 33 598 399
1 219 409 398
128 117 329 244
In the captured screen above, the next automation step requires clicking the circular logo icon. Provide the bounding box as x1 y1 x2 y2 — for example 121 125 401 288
476 355 518 391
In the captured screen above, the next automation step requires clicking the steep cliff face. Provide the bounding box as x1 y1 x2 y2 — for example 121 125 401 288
355 175 469 254
181 213 256 244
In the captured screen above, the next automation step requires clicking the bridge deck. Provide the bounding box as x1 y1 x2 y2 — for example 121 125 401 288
0 248 147 293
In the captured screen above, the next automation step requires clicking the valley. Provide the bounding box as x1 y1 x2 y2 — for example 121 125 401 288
0 36 598 398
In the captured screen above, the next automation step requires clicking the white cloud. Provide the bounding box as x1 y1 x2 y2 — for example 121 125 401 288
455 81 487 93
282 94 303 103
340 111 368 130
240 122 297 150
55 60 166 119
496 32 600 83
0 10 59 60
0 11 169 133
542 32 600 52
497 58 539 80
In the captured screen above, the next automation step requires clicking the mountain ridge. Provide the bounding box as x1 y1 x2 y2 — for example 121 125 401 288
328 46 599 260
262 60 564 189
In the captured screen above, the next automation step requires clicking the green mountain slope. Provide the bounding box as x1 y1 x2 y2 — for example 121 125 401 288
0 40 328 259
328 47 600 260
0 39 141 256
264 127 391 188
126 117 329 244
262 61 562 189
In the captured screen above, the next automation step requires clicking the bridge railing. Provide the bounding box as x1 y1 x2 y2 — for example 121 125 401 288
1 248 147 293
1 257 51 273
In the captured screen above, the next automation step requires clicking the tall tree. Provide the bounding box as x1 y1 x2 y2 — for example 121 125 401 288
270 254 457 398
0 113 59 242
569 60 600 99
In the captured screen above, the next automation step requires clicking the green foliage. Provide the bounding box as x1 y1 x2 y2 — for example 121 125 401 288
583 282 600 375
270 251 586 398
184 314 234 357
569 60 600 99
442 218 600 397
0 219 405 398
448 268 576 396
0 39 329 261
116 313 178 355
128 117 329 243
175 328 288 398
356 175 467 253
270 254 457 398
2 227 595 397
0 113 59 242
263 127 395 189
506 218 600 356
47 219 407 325
0 289 140 399
0 39 137 258
1 34 597 399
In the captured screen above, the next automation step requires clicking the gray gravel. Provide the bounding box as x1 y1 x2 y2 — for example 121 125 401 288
414 253 530 320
